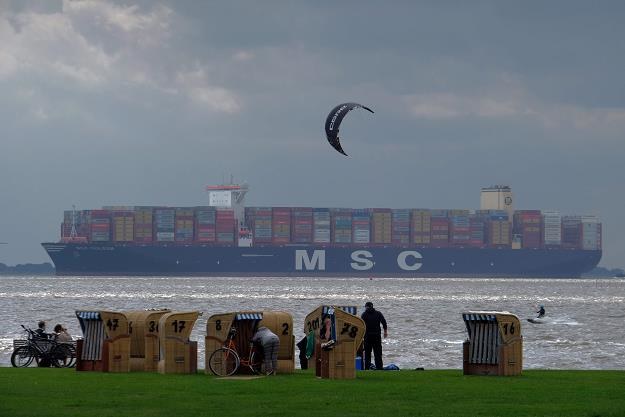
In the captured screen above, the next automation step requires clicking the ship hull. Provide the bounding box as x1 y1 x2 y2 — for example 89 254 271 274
42 243 602 278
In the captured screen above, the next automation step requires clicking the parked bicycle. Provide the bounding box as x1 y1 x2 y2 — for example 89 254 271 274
11 325 76 368
208 327 262 376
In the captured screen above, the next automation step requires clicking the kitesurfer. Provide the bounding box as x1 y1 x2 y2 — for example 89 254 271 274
536 305 545 319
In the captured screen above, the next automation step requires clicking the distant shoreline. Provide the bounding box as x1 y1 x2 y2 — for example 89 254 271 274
0 262 55 275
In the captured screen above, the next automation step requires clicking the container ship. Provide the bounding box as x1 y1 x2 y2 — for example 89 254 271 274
42 185 602 277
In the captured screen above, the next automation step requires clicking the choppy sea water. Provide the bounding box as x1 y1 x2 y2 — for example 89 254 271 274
1 275 624 370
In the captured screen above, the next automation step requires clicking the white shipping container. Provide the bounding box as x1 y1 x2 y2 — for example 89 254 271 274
313 230 331 243
582 238 600 250
353 230 371 243
314 220 330 226
582 221 601 250
543 211 561 245
156 232 175 241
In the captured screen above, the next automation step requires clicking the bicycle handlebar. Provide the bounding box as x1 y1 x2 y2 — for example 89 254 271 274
20 324 52 341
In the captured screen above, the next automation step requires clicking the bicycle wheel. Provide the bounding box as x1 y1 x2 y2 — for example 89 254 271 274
65 344 77 368
208 347 240 376
50 344 74 368
11 346 35 367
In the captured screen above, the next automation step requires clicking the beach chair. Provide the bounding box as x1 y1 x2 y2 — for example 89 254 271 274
462 311 522 376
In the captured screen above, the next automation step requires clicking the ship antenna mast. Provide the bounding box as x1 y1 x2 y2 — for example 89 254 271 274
70 205 78 239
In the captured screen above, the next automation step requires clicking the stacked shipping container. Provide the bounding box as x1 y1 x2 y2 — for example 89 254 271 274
352 209 370 244
332 209 352 244
195 207 216 242
175 209 194 242
113 211 134 242
90 210 111 242
430 210 449 248
272 208 291 244
154 208 175 242
291 208 313 243
487 211 511 247
59 206 601 250
392 210 410 245
562 216 582 249
469 215 485 247
313 209 331 243
134 207 153 243
449 210 470 247
543 211 562 247
411 210 431 245
513 210 541 249
215 208 235 243
247 207 272 243
371 209 392 244
581 216 601 250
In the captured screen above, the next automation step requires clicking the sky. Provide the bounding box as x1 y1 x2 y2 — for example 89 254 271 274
1 0 624 268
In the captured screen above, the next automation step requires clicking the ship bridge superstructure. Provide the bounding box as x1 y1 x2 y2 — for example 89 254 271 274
205 182 249 221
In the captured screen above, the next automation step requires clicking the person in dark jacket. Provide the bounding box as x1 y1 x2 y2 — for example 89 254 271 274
34 321 50 339
296 335 308 369
360 301 388 370
537 305 545 319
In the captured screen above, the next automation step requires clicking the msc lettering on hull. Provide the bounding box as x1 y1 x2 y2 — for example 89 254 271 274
295 249 423 271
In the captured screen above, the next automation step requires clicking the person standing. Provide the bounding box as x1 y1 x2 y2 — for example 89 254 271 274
252 326 280 375
361 301 388 370
296 335 308 369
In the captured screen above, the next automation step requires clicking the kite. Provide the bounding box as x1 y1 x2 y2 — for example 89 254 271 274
324 102 374 156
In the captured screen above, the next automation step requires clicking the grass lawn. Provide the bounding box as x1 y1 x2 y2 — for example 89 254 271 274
1 368 624 417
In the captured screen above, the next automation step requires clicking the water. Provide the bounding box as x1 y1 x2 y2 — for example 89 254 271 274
1 275 624 370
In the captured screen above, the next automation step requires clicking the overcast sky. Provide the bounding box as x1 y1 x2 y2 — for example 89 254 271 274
1 1 624 268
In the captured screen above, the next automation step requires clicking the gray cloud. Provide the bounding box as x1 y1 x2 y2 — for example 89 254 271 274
1 0 624 268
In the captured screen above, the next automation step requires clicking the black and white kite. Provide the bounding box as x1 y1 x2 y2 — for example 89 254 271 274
324 102 374 156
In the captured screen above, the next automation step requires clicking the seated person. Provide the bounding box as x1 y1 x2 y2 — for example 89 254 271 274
34 321 51 339
54 324 73 343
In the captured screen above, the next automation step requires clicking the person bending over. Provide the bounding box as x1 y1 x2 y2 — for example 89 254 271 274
252 326 280 375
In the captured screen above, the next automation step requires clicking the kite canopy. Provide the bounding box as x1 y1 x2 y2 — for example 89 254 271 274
324 102 374 156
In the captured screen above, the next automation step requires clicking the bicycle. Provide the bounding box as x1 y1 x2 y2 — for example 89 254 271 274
11 325 76 368
208 327 262 376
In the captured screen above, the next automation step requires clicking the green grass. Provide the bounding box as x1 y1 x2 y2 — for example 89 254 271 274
1 368 624 417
